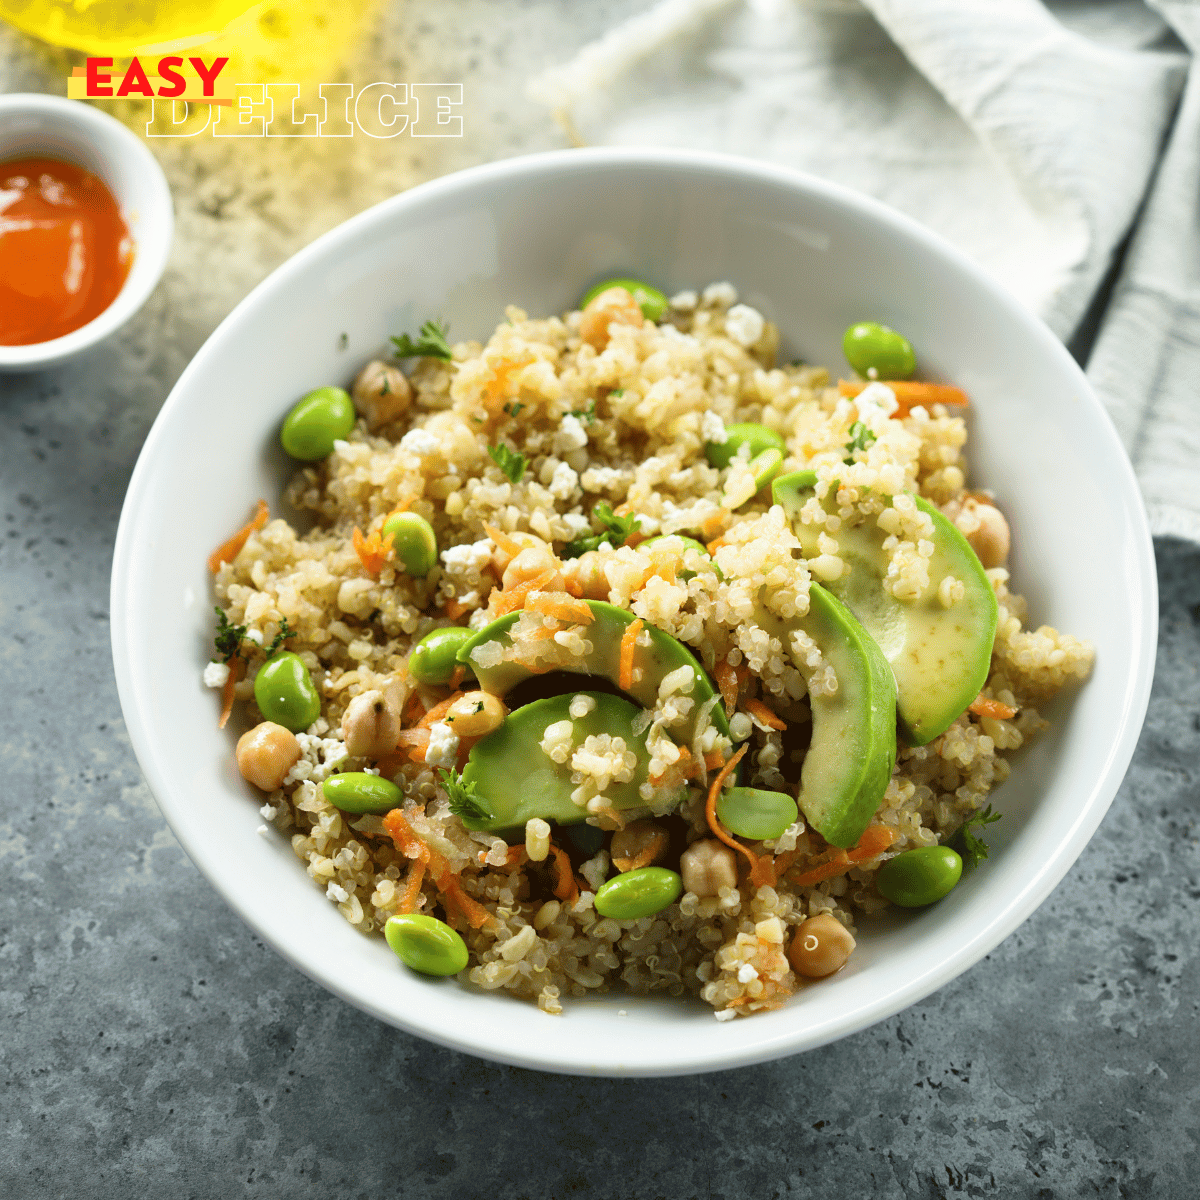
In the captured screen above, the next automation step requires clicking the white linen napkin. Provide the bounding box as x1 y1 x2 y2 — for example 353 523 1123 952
529 0 1199 543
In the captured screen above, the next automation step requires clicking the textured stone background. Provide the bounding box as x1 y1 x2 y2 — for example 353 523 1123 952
2 4 1198 1197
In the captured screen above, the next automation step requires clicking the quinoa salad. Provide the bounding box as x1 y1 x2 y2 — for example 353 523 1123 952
206 279 1094 1019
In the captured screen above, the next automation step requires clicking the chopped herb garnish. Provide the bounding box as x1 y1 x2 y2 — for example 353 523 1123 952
562 501 642 558
391 319 453 361
263 617 293 659
439 768 492 822
488 442 527 483
212 606 248 663
503 400 526 417
843 421 877 462
955 804 1002 869
570 400 597 424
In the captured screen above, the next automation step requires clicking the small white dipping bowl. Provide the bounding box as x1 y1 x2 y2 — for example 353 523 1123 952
0 93 173 372
111 148 1157 1077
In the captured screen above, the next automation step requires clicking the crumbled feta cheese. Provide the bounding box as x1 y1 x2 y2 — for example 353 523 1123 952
724 304 765 348
202 661 230 688
244 628 264 647
853 381 899 420
737 962 759 983
256 824 271 838
670 289 697 311
425 721 459 769
562 511 592 537
714 1008 738 1022
398 428 441 457
702 281 738 308
549 460 580 500
468 608 491 630
701 411 727 444
580 465 625 492
441 538 493 573
554 413 589 454
326 882 349 903
259 802 278 820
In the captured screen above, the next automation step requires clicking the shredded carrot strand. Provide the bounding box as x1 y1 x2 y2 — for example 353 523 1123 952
704 746 773 886
701 510 728 540
703 750 726 772
217 656 243 729
208 499 268 574
548 843 580 905
438 872 493 928
505 845 529 867
715 660 739 719
706 536 728 555
483 351 535 414
395 728 432 746
449 664 466 692
352 525 387 576
443 597 469 621
837 379 969 417
619 618 643 691
399 860 425 913
491 570 558 617
484 523 522 558
789 825 898 886
649 744 698 787
526 591 593 624
969 696 1018 720
612 831 667 874
745 698 787 731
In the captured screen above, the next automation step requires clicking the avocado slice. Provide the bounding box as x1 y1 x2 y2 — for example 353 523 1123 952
754 584 897 848
457 599 731 746
459 692 655 830
773 470 998 745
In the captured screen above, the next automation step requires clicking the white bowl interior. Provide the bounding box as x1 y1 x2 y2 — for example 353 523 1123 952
111 149 1156 1076
0 95 173 369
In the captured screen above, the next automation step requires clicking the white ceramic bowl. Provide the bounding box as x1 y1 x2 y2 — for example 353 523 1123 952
0 94 173 371
111 148 1156 1076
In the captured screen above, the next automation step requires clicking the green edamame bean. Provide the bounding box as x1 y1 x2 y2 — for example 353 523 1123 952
280 386 356 461
410 625 474 686
704 422 786 470
747 447 783 493
322 772 402 814
594 866 682 920
876 845 963 907
253 651 321 732
842 321 916 380
580 277 669 322
716 787 798 841
382 511 438 577
385 913 469 976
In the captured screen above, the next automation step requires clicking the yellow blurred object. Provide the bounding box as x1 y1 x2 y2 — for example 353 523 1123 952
0 0 261 55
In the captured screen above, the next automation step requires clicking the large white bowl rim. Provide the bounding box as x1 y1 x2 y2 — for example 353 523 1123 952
111 147 1156 1076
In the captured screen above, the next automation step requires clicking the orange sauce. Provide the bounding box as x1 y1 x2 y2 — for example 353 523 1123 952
0 157 134 346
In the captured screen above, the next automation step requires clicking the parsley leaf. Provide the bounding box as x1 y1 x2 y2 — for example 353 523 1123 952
503 400 526 417
438 768 492 823
570 400 596 424
391 319 453 361
843 421 877 462
955 804 1002 869
488 442 527 483
212 606 248 663
561 502 642 559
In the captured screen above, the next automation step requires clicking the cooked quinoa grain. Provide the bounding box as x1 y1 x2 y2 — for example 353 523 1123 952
210 283 1093 1019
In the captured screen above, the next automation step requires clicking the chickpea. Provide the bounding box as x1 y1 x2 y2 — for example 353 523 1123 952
490 530 546 577
611 819 668 872
955 497 1010 569
502 544 564 592
351 360 412 429
444 690 507 738
562 549 610 600
788 913 856 979
341 689 402 759
679 839 739 898
236 721 301 791
579 286 644 350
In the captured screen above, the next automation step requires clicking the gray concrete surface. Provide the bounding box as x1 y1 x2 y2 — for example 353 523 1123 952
3 4 1199 1196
